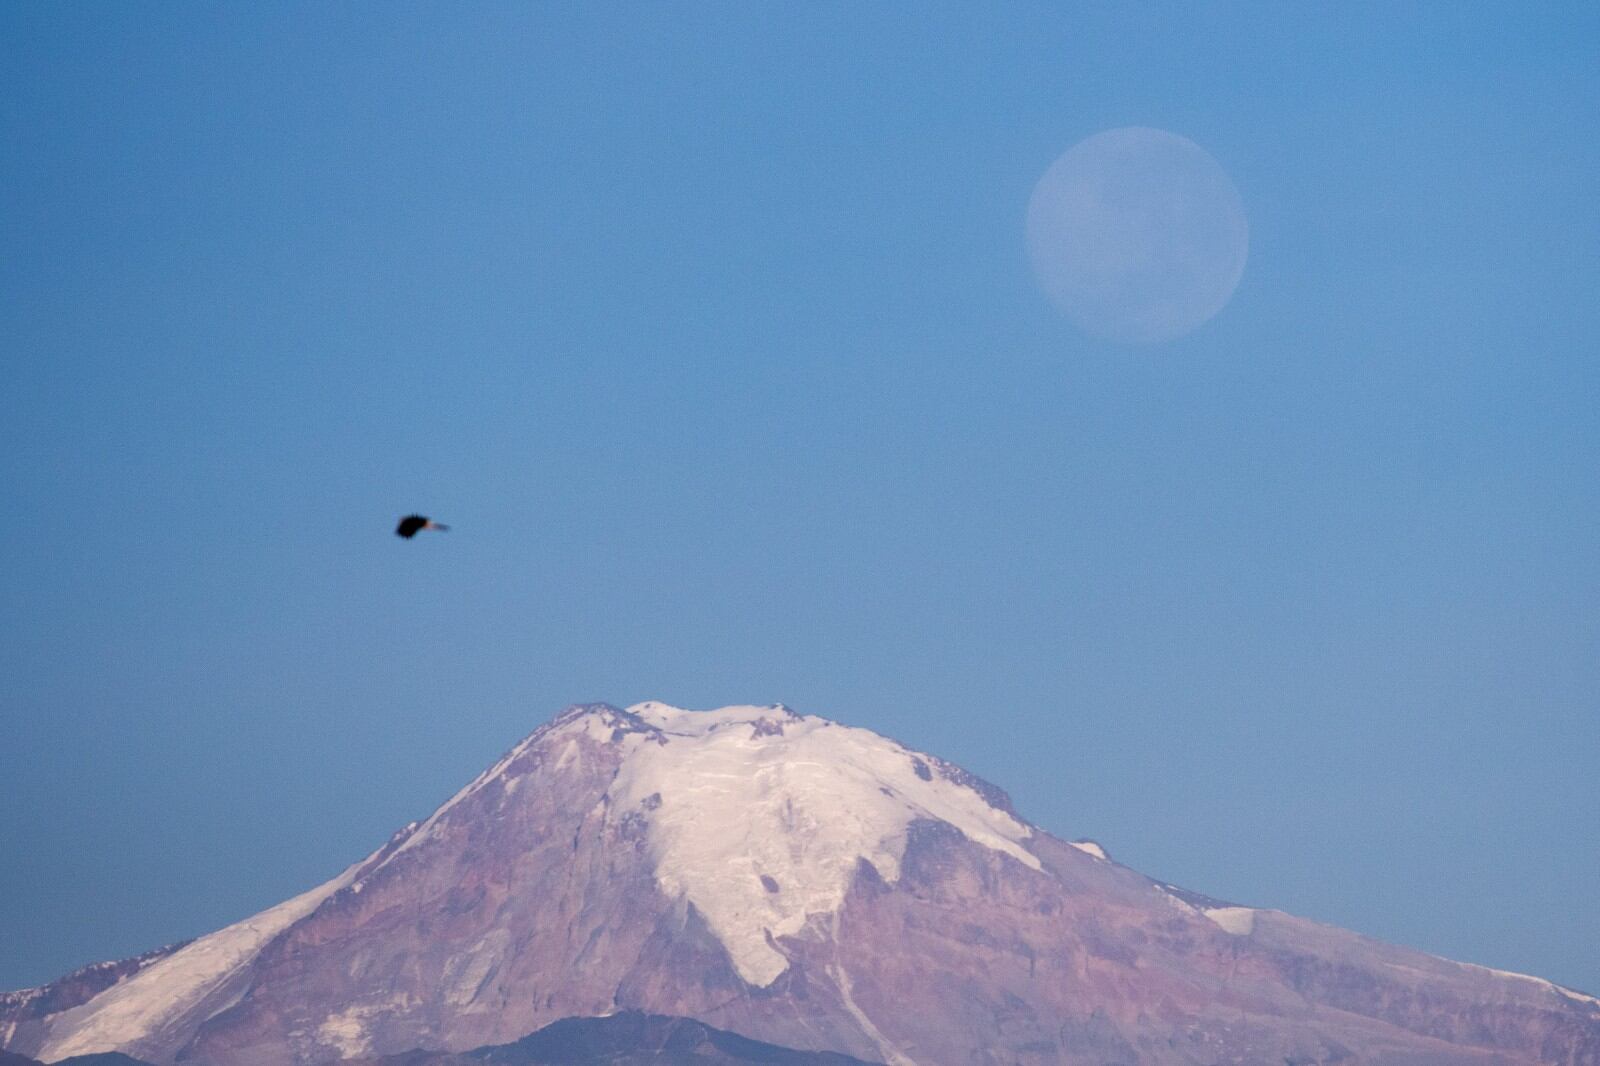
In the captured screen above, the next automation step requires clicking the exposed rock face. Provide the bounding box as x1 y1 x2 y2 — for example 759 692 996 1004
4 702 1598 1066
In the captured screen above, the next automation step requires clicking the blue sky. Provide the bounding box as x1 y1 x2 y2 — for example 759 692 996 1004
3 3 1597 995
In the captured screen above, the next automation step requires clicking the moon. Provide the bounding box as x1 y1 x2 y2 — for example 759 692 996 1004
1026 127 1249 345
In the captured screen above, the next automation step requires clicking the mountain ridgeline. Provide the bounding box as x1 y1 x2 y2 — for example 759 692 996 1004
4 702 1598 1065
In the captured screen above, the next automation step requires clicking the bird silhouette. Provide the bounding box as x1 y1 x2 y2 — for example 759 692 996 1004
396 515 449 538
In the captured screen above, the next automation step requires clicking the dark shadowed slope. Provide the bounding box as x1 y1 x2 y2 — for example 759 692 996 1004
1 1051 154 1066
357 1011 880 1065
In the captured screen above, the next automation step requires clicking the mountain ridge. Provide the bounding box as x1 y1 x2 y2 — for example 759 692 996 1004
5 701 1597 1066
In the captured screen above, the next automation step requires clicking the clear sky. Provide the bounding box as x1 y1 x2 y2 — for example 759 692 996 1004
3 3 1597 996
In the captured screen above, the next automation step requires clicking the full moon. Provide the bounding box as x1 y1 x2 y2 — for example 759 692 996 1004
1026 127 1248 345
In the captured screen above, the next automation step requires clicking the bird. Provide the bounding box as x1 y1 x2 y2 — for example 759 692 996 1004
396 514 449 538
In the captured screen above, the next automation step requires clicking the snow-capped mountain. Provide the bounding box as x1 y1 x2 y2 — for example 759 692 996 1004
4 702 1598 1066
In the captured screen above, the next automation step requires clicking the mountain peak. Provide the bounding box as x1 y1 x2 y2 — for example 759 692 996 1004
626 701 800 732
8 700 1598 1066
594 702 1039 987
359 701 1039 990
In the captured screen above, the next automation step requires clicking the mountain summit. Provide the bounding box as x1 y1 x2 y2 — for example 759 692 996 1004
4 702 1598 1065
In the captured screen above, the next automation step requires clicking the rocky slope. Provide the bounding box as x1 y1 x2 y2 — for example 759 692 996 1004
1 1014 875 1066
4 702 1598 1066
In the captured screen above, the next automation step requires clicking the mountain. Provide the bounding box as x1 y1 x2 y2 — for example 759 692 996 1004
354 1010 878 1065
3 702 1597 1065
0 1051 154 1066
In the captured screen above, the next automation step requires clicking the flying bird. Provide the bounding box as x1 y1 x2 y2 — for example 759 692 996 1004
396 514 449 538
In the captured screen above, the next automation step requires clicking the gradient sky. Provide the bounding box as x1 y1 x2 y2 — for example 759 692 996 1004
3 3 1597 996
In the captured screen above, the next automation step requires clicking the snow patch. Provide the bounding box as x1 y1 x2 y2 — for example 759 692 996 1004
316 991 417 1059
580 713 619 742
1 988 44 1011
1205 906 1256 936
609 702 1040 987
39 856 369 1060
831 964 916 1066
442 930 509 1008
1069 839 1107 861
1457 961 1600 1008
317 1006 372 1058
1558 986 1600 1009
1155 886 1197 915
